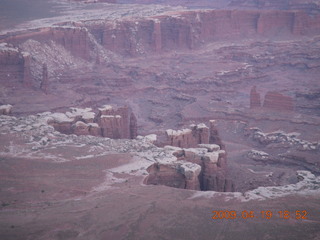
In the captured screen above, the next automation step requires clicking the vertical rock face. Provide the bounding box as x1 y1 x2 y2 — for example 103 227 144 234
84 9 320 57
97 105 137 139
48 105 138 139
88 123 102 136
129 113 138 139
145 160 202 191
98 115 122 139
191 123 210 145
153 19 162 52
165 123 209 148
0 44 24 86
40 63 48 94
209 120 225 150
22 53 32 87
201 150 232 191
250 86 261 109
150 121 234 192
257 11 295 36
145 144 234 192
2 27 91 60
249 88 294 112
292 11 320 35
165 128 193 148
263 91 294 111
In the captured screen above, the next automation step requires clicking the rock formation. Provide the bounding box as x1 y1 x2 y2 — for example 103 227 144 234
83 9 320 56
246 127 319 151
1 27 91 60
0 43 24 86
22 53 32 87
1 9 319 60
209 120 225 150
48 105 138 139
249 88 294 112
147 121 233 192
263 91 294 111
164 121 225 150
129 113 138 139
250 86 261 108
40 63 48 94
145 144 234 192
165 123 209 148
0 104 13 115
145 162 201 190
97 105 137 139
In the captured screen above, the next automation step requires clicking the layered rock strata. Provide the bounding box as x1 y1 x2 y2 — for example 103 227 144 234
250 87 294 112
165 123 209 148
1 9 320 59
263 91 294 111
48 105 137 139
1 27 90 60
145 161 202 190
0 9 320 91
85 9 320 56
146 122 233 192
145 144 233 192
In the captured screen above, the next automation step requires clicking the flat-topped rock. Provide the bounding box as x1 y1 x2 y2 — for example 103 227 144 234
198 144 220 152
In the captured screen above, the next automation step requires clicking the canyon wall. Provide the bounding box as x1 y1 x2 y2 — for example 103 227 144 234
0 10 319 62
1 9 320 87
84 9 320 56
0 44 24 86
1 27 91 60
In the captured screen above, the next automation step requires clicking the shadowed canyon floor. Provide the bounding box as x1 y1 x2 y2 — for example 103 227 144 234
0 0 320 239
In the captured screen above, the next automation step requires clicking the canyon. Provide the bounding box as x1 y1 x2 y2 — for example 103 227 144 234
0 0 320 240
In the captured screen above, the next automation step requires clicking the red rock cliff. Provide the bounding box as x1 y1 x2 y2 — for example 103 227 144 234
263 91 294 111
0 43 34 87
1 27 91 60
165 123 209 148
48 105 138 139
85 9 320 56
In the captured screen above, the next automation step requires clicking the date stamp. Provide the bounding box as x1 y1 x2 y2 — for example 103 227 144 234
211 210 308 220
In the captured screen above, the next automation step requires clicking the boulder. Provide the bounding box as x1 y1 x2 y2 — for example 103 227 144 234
0 104 12 115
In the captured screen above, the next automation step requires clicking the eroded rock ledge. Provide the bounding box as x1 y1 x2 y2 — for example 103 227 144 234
144 122 234 192
47 107 234 192
48 105 137 139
